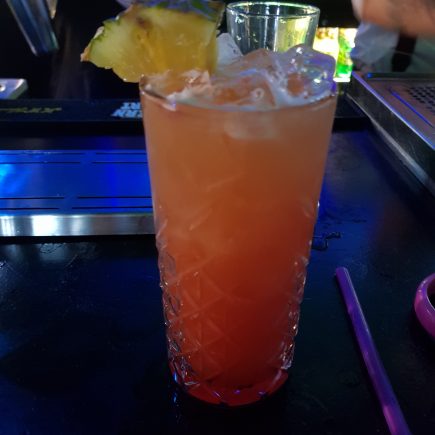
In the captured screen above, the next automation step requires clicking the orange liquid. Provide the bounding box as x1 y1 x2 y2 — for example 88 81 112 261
142 93 336 406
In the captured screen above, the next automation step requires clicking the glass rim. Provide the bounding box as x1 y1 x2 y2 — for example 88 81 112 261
139 78 337 114
226 1 320 18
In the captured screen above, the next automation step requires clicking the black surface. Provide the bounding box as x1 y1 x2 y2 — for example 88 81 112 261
0 126 434 434
0 94 368 136
0 99 144 135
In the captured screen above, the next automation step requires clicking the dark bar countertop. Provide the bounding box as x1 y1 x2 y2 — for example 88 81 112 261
0 94 434 434
1 0 434 432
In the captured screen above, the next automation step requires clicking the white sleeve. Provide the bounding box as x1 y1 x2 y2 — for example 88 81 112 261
351 23 399 71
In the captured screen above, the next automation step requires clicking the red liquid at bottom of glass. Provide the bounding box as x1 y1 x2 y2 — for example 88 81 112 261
169 362 289 407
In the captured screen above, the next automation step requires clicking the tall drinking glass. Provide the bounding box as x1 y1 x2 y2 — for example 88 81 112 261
140 48 337 405
226 1 320 54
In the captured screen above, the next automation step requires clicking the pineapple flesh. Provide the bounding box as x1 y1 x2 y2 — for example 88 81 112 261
81 2 224 82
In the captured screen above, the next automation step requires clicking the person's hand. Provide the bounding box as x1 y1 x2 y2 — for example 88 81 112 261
352 0 435 36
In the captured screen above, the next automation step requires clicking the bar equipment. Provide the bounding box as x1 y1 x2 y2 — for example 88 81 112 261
6 0 58 56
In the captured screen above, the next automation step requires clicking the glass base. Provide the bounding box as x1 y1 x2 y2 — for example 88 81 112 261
170 363 288 407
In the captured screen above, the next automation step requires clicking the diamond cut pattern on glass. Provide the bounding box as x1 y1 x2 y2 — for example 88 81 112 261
158 231 308 404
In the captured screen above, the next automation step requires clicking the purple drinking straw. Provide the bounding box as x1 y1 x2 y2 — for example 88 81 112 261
335 267 411 435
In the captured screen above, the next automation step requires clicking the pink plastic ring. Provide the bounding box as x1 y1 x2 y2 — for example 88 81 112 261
414 273 435 339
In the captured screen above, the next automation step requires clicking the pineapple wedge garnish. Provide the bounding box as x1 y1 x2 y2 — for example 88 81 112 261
81 1 224 82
